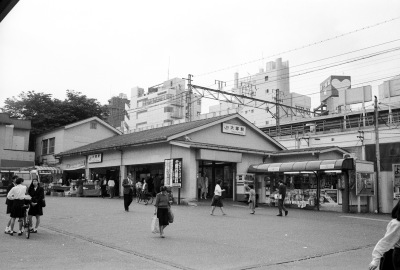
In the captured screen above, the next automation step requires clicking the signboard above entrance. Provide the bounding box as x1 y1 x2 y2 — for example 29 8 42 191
222 123 246 136
88 153 103 164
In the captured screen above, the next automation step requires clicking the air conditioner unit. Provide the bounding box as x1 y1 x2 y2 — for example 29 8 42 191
343 153 357 160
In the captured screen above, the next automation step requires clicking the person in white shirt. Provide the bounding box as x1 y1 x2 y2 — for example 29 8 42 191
210 180 226 215
7 178 28 236
108 179 115 199
369 200 400 270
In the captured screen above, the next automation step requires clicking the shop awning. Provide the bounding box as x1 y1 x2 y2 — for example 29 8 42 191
21 166 62 174
248 159 354 173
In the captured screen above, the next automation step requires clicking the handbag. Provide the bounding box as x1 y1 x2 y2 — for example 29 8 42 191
151 216 160 234
41 199 46 208
168 207 174 223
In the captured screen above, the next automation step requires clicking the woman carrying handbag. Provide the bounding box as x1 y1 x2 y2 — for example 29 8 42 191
369 200 400 270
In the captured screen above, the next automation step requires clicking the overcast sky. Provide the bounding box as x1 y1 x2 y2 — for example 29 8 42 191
1 0 400 112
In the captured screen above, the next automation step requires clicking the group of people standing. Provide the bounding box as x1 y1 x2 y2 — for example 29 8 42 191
4 176 45 236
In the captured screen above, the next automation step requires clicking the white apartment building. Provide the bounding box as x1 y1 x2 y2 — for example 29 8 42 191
379 75 400 112
124 78 202 132
209 58 311 128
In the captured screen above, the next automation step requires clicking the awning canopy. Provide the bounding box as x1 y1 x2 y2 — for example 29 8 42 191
248 159 354 173
21 166 62 174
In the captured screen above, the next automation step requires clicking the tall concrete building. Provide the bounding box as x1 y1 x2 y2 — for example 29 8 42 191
124 78 202 133
209 58 311 127
107 93 130 130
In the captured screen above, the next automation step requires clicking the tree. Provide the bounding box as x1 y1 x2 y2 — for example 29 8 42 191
2 90 109 150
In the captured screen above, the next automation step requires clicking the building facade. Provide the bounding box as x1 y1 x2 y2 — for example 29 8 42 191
262 107 400 214
107 93 130 130
124 78 201 133
57 114 284 202
35 117 122 170
0 113 34 171
208 58 311 127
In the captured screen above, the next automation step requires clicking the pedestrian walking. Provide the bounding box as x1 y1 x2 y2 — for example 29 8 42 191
210 180 226 215
27 179 45 233
276 180 288 217
154 186 170 238
248 184 256 214
4 175 18 234
6 178 28 236
122 178 134 212
369 200 400 270
108 178 115 198
100 177 107 198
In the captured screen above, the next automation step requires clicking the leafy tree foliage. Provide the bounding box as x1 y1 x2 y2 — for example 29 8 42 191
2 90 109 149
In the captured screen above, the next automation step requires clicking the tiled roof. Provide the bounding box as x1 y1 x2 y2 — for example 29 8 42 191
58 114 234 156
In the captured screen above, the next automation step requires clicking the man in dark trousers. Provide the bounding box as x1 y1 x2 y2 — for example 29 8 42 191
277 180 288 217
122 178 134 212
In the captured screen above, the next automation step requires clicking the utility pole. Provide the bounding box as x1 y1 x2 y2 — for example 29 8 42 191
185 74 193 122
374 96 380 213
273 89 281 137
357 129 365 213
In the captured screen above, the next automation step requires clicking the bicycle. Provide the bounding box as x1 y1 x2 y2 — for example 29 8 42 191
136 190 154 205
20 199 32 239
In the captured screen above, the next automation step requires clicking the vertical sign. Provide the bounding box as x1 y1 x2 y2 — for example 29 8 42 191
164 158 182 188
393 164 400 200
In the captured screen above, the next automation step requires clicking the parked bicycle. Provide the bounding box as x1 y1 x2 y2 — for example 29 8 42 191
136 190 154 205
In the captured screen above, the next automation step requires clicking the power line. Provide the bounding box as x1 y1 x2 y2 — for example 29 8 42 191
196 17 400 77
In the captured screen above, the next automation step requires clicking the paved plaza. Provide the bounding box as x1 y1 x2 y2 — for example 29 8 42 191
0 195 392 270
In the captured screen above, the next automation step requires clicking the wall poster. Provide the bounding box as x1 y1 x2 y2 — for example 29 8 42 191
164 158 182 188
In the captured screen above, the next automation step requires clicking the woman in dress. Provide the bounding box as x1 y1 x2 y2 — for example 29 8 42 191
210 180 226 215
154 186 170 238
369 200 400 270
28 179 45 233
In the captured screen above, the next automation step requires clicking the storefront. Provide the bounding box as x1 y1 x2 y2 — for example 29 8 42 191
56 114 285 202
248 158 375 212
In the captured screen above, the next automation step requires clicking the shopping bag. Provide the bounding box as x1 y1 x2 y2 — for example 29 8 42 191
168 208 174 223
151 216 160 234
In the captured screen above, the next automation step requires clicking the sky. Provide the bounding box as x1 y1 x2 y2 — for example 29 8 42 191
1 0 400 113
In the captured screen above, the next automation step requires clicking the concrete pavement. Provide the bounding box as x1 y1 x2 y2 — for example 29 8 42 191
0 195 391 270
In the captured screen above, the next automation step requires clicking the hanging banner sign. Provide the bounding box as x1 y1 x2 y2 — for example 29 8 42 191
164 158 182 188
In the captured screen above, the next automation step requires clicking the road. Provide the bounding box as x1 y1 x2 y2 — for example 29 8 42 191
0 195 390 270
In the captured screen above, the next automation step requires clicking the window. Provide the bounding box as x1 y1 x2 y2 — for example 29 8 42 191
197 112 201 116
42 139 48 155
42 137 55 155
265 121 269 125
265 76 268 81
197 100 201 105
49 138 55 154
164 107 173 113
90 122 97 129
266 89 269 94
